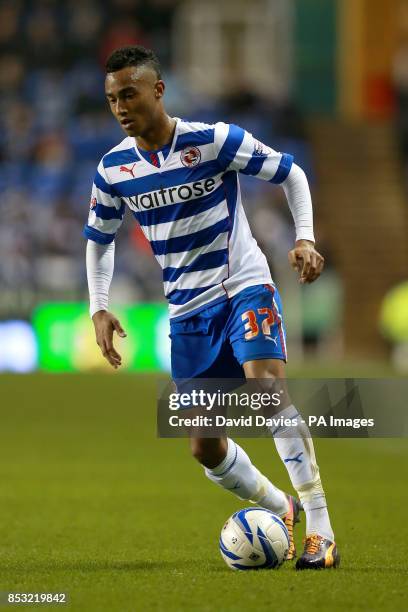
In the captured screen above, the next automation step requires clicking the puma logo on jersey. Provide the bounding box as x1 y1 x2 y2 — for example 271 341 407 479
120 162 137 178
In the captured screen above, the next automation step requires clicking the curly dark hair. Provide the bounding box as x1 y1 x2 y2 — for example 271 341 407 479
105 46 161 78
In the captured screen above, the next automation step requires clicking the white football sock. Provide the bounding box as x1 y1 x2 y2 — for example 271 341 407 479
302 497 334 542
205 438 289 517
271 405 334 541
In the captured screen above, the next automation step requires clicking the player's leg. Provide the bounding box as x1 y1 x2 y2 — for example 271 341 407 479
170 303 292 520
228 283 338 566
190 435 291 518
243 358 339 569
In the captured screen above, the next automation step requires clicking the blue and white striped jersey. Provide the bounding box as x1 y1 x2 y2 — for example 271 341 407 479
84 119 293 320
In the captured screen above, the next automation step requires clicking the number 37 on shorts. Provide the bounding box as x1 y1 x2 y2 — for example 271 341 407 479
241 308 274 340
231 284 287 362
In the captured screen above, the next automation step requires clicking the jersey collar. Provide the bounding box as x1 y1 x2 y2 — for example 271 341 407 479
134 117 180 172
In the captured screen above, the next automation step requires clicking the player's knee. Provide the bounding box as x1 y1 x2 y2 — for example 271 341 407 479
243 358 285 380
190 438 216 465
190 437 227 468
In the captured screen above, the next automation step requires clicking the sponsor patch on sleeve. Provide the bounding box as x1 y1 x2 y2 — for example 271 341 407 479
253 139 272 156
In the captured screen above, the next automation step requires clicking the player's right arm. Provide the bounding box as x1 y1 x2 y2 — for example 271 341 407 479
84 160 127 369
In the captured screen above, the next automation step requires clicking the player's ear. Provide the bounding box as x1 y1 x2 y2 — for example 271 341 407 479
155 80 165 98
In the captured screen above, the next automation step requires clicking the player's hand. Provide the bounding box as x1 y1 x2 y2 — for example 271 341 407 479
92 310 127 369
288 239 324 284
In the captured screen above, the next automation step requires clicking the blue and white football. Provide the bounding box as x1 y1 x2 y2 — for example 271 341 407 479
219 507 290 570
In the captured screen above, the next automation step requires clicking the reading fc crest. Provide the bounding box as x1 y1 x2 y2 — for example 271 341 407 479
180 146 201 167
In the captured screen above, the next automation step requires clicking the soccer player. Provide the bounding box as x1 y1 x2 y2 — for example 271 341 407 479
85 46 339 569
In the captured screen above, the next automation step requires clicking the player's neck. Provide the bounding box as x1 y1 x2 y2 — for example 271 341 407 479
136 115 176 152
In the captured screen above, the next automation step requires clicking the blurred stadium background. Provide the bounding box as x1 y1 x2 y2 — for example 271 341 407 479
1 3 407 609
0 0 407 374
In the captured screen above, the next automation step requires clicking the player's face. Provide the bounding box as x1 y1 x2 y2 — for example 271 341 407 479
105 66 164 137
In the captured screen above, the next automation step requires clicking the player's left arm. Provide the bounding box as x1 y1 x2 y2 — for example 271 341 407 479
214 123 324 284
281 164 324 284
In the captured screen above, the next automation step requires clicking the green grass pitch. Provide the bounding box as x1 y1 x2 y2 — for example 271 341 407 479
0 373 406 611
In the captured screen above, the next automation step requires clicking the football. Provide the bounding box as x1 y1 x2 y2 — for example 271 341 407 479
219 508 290 570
